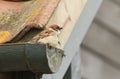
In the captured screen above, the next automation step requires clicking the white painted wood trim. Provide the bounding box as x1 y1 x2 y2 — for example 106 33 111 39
71 49 81 79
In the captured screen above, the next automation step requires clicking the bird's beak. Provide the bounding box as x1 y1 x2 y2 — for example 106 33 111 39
58 27 63 30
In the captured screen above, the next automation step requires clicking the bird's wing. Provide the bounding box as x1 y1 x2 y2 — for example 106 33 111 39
30 28 56 42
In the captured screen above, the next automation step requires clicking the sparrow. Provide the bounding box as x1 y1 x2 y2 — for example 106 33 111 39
29 24 62 47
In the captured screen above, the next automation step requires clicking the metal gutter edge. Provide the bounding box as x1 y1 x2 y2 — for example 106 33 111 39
0 43 63 73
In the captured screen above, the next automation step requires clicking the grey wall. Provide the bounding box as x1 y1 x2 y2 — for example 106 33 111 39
81 0 120 79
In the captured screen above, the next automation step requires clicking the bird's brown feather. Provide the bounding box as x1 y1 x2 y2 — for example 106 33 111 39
30 28 55 42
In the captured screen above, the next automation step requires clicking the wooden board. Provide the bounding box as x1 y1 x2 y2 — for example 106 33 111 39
46 0 87 49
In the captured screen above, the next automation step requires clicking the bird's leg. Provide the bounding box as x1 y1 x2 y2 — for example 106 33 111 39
46 43 52 49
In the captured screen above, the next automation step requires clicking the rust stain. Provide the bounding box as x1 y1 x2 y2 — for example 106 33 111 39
0 31 10 43
37 0 61 27
25 0 44 23
25 8 39 23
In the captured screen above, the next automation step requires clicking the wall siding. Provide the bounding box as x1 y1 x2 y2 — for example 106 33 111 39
81 0 120 79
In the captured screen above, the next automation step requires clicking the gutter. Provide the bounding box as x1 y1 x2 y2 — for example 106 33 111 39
0 43 63 73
